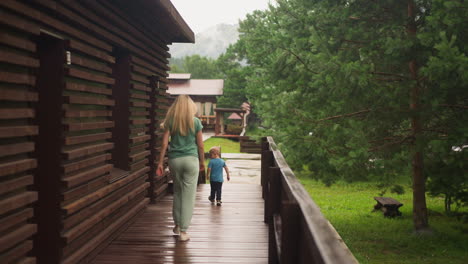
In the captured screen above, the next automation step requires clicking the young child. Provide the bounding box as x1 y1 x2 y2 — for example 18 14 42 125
207 147 230 206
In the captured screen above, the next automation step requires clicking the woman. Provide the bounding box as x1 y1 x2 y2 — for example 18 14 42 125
157 95 205 242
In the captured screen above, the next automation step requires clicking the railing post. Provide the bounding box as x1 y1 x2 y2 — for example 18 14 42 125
262 141 273 197
267 167 281 223
281 201 301 264
268 167 281 264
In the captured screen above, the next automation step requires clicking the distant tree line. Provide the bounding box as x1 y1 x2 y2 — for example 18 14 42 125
170 0 467 231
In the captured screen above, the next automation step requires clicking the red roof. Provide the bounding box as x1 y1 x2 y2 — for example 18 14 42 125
227 113 242 120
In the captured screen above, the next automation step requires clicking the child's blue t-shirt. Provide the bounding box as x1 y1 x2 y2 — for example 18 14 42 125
208 158 225 182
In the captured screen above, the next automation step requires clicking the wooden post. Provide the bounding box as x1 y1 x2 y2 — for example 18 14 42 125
261 138 272 199
198 169 206 184
281 202 301 264
215 111 221 135
267 167 281 223
148 77 158 203
268 221 279 264
262 140 274 223
111 51 131 171
35 34 66 264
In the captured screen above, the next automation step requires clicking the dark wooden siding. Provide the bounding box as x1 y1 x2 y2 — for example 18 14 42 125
0 1 190 263
0 8 39 263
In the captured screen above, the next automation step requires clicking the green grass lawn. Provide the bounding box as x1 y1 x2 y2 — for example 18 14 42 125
299 178 468 264
203 137 241 153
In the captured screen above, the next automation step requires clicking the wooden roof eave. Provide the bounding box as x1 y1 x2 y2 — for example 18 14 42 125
114 0 194 44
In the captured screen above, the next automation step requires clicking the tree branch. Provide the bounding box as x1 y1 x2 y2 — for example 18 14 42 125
278 46 319 74
368 136 412 152
439 104 468 109
317 109 371 122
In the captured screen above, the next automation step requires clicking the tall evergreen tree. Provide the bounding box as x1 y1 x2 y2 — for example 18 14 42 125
234 0 467 231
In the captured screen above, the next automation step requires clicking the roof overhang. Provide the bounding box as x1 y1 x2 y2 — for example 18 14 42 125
114 0 194 44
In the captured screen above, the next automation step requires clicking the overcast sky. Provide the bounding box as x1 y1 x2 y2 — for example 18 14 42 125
170 0 272 33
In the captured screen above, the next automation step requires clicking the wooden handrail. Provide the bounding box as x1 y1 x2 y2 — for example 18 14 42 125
262 137 358 264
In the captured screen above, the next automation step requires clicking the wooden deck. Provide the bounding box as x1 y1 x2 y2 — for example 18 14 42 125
91 184 268 264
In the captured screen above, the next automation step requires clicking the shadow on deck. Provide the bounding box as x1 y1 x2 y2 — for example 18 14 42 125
91 184 268 264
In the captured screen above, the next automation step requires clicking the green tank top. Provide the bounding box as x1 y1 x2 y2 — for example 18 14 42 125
168 117 203 159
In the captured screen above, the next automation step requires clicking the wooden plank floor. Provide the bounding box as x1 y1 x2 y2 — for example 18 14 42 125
91 184 268 264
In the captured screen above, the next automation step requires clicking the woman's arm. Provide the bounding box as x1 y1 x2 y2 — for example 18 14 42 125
196 130 205 171
157 129 170 174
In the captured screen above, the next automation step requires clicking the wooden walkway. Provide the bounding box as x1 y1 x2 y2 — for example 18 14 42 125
91 184 268 264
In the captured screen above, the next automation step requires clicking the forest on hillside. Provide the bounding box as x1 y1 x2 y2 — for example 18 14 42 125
170 0 468 231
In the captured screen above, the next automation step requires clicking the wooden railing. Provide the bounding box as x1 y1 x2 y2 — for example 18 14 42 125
240 136 262 153
261 137 358 264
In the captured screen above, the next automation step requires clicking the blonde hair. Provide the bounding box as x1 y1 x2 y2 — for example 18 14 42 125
209 146 220 156
163 95 198 136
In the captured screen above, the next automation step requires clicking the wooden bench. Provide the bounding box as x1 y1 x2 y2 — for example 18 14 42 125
373 197 403 217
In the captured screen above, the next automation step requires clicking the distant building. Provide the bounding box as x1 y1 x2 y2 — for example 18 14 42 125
167 73 224 128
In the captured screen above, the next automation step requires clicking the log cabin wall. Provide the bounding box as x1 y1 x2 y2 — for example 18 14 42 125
0 1 193 264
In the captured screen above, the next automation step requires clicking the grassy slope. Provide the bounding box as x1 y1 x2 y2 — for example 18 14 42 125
203 137 241 153
299 178 468 264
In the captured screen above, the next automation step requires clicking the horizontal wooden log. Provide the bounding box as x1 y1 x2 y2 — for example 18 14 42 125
64 132 112 146
0 0 111 51
16 257 35 264
129 127 148 135
70 55 112 74
0 142 34 158
131 73 149 85
65 95 114 106
0 191 37 215
62 166 149 215
64 110 112 118
0 50 39 67
129 135 150 144
0 32 36 52
154 183 168 196
65 82 112 95
66 40 114 63
62 177 109 204
0 89 38 102
130 92 149 100
66 68 114 85
58 0 168 70
0 240 33 264
130 119 150 125
130 83 151 92
0 126 38 138
62 198 149 264
64 121 114 131
62 176 146 230
62 164 113 189
0 208 33 233
0 159 36 177
0 8 39 35
130 110 149 117
0 108 34 119
129 150 150 162
131 64 156 77
0 175 34 196
83 0 169 56
129 143 149 154
62 191 146 258
130 101 150 108
63 142 114 160
130 158 148 172
0 224 36 252
132 56 169 74
62 182 149 244
155 104 170 110
0 71 35 86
